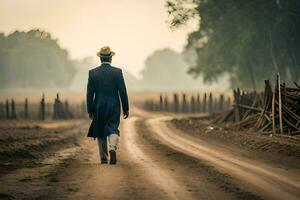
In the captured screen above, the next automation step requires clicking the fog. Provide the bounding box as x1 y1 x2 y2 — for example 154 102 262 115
70 49 230 92
0 0 230 94
0 29 229 93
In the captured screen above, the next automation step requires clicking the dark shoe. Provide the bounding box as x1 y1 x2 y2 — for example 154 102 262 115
101 159 108 164
109 150 117 165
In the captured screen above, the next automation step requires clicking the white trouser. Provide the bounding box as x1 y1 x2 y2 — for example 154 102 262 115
97 133 119 160
108 133 119 151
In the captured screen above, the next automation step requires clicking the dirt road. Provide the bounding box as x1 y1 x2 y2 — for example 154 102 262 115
0 109 299 200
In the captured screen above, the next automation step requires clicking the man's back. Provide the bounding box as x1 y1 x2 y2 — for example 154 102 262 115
90 64 122 101
87 63 129 138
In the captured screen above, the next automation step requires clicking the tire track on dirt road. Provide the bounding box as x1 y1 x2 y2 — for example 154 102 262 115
145 115 300 200
122 117 193 200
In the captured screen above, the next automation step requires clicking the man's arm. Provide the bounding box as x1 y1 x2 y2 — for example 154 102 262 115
86 70 95 119
118 69 129 118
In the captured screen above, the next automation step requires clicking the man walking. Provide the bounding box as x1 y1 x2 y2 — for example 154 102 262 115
87 46 129 165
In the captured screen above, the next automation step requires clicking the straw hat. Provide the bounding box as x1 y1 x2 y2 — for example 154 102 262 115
96 46 115 57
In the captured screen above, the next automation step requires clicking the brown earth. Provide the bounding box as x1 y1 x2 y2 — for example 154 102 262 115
0 108 299 200
0 120 86 174
171 117 300 168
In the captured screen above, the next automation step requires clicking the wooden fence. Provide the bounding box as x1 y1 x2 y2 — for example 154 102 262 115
143 75 299 135
0 93 87 120
144 93 232 114
215 75 300 135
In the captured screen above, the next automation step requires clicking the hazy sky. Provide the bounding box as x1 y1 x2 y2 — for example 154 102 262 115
0 0 197 77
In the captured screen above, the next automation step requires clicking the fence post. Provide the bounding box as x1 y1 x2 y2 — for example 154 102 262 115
277 74 283 134
190 96 196 113
182 93 188 113
203 93 207 113
0 102 4 119
164 96 169 112
11 99 17 119
5 100 9 119
173 93 179 113
196 94 201 113
159 94 163 111
233 89 241 122
208 93 213 114
53 93 63 119
24 98 29 119
39 94 46 120
219 94 224 112
53 94 57 119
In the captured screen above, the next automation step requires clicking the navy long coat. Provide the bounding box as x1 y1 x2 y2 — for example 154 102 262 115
86 63 129 138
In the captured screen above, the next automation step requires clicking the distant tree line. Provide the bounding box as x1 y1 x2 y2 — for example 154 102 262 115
167 0 300 90
138 48 228 91
0 29 76 90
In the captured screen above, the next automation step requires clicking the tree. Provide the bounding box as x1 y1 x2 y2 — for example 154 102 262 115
140 48 228 91
0 29 76 90
167 0 300 90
